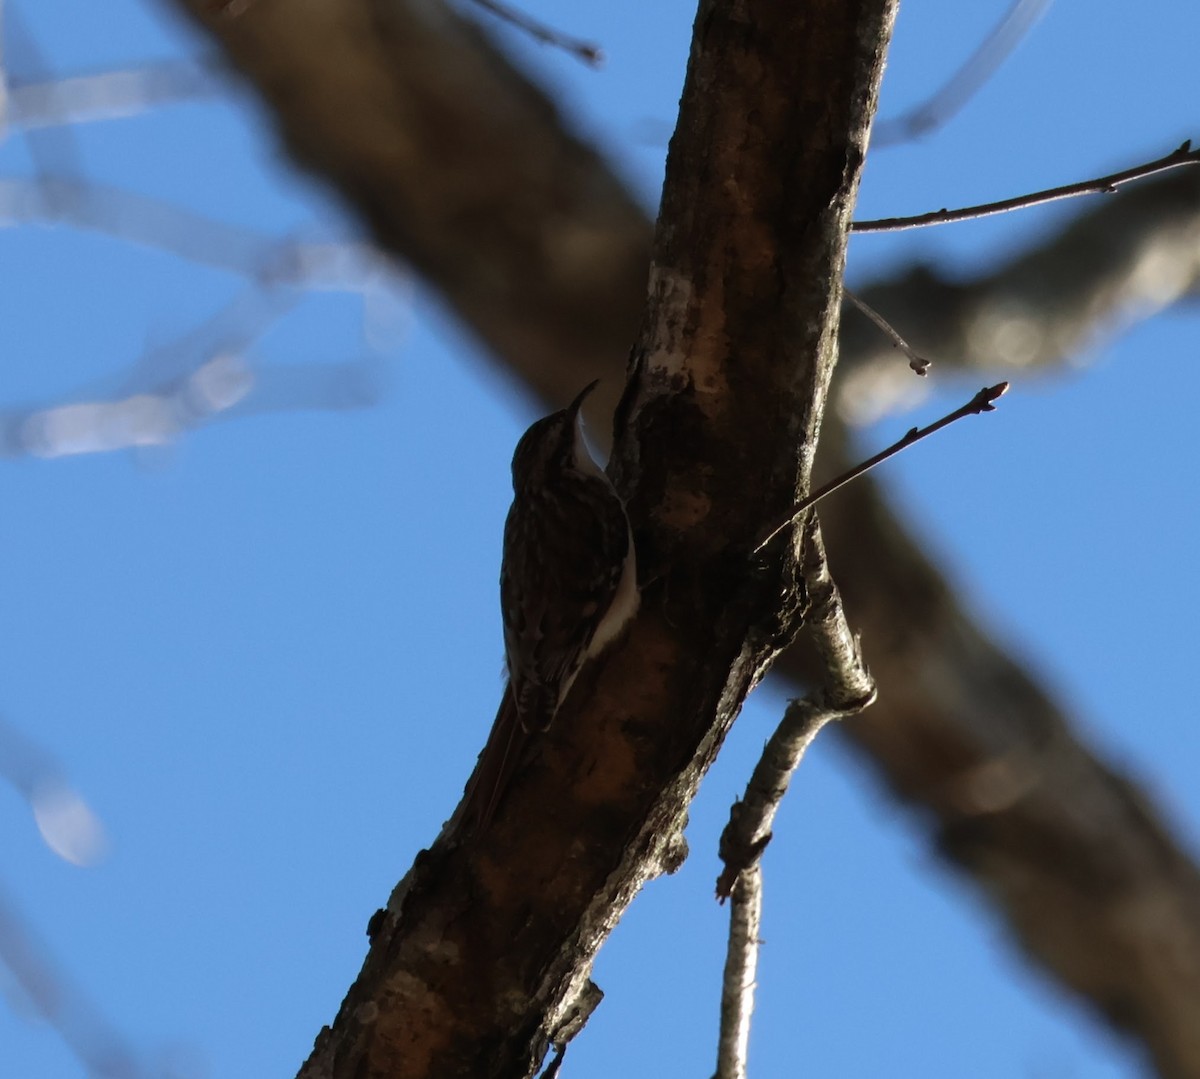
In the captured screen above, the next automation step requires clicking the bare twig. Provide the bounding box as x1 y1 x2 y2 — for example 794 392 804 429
169 0 1200 1067
719 521 876 900
872 0 1052 147
853 140 1200 232
844 289 931 375
715 519 875 1076
756 382 1009 552
468 0 602 66
715 865 762 1079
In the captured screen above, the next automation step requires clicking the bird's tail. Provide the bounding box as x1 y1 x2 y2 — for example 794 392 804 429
460 687 531 832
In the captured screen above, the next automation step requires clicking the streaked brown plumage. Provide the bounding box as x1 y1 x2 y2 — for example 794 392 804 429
464 380 638 829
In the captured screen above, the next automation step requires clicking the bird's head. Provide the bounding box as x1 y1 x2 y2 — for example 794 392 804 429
510 379 601 492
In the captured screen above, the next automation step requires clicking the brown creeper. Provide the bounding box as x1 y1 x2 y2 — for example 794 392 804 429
466 379 638 828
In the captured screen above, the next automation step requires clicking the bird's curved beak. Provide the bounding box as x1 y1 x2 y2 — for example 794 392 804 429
567 379 601 417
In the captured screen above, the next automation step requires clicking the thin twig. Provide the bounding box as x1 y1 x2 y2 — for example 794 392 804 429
714 519 876 1078
872 0 1052 147
756 382 1009 552
718 519 876 901
715 865 762 1079
845 289 931 375
468 0 603 66
853 140 1200 233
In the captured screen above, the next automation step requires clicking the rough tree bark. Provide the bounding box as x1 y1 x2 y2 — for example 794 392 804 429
259 0 892 1074
170 1 1200 1077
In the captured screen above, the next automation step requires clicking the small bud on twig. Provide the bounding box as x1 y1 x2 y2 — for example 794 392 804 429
756 382 1010 552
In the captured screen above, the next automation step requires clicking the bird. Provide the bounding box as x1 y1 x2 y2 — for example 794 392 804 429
464 379 639 829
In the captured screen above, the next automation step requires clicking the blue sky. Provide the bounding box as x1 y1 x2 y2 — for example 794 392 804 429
2 1 1198 1077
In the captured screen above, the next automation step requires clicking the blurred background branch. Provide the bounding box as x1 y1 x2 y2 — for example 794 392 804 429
3 1 1198 1076
168 3 1200 1073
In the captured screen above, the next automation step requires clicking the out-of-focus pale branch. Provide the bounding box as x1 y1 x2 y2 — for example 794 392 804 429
1 59 221 133
0 715 108 866
872 0 1052 146
0 176 401 288
0 176 401 458
0 712 125 1067
171 0 651 423
792 418 1200 1079
0 8 407 461
75 2 1200 1074
4 287 387 459
839 168 1200 423
1 0 218 138
0 884 146 1078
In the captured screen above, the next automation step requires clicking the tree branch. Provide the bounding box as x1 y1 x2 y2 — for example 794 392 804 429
715 518 875 1078
168 2 1200 1075
793 416 1200 1079
276 1 896 1075
756 382 1008 551
853 140 1200 232
871 0 1051 147
715 864 761 1079
467 0 602 65
170 0 650 421
719 516 876 899
837 167 1200 424
844 289 932 375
